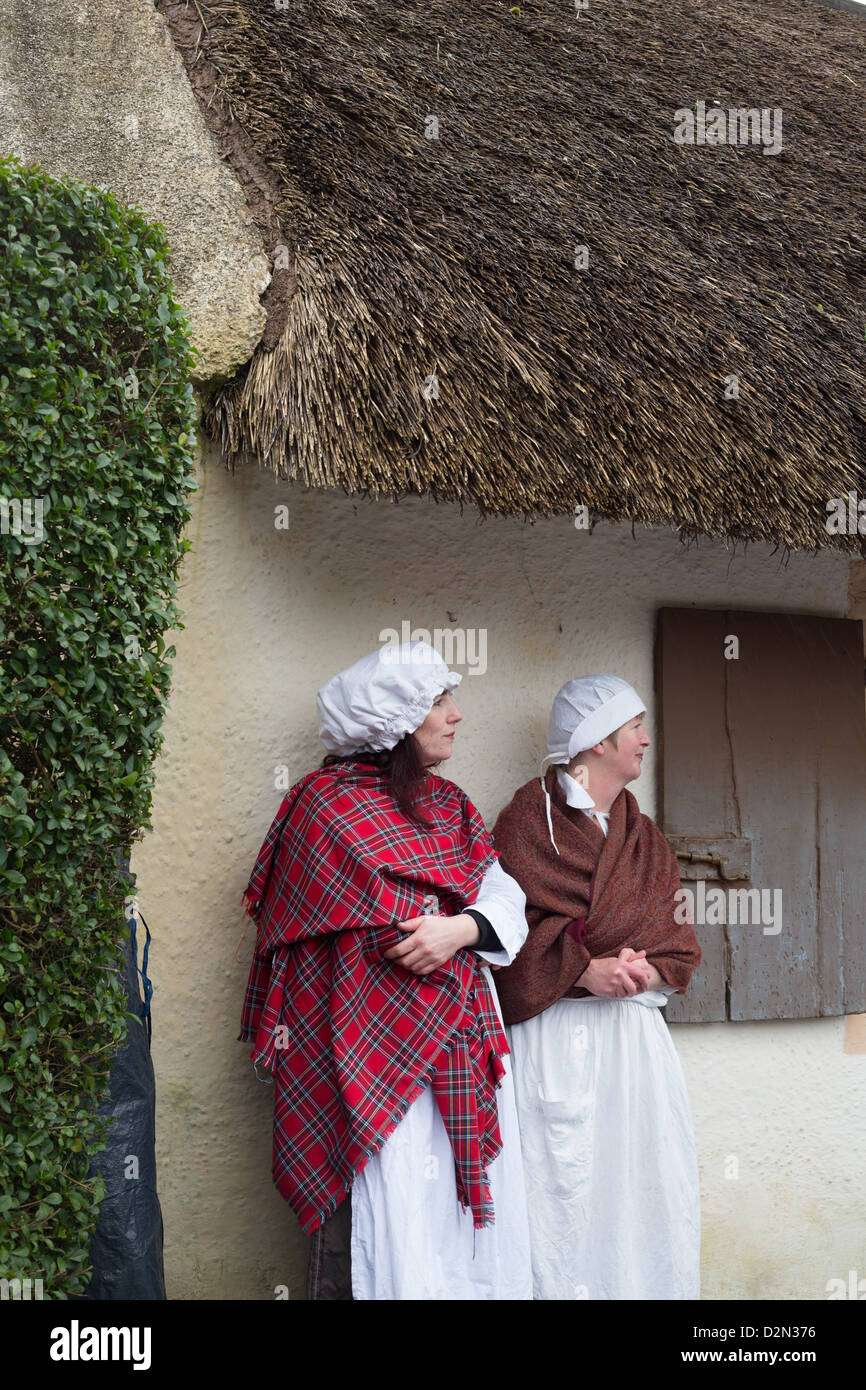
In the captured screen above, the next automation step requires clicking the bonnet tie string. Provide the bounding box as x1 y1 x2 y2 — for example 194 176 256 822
538 754 562 857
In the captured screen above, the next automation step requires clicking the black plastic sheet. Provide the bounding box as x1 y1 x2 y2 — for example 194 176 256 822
78 868 165 1301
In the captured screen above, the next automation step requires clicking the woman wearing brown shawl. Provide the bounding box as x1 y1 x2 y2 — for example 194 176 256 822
493 674 701 1300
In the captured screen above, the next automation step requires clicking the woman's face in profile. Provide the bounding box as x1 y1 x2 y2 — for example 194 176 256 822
412 690 463 767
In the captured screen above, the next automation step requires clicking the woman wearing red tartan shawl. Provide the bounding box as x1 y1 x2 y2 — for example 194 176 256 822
493 674 702 1300
239 641 532 1300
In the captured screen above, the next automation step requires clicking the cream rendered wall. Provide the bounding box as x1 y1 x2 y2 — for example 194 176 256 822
131 439 865 1300
0 0 269 384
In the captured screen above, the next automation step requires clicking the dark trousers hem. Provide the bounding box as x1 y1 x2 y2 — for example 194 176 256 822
306 1191 353 1300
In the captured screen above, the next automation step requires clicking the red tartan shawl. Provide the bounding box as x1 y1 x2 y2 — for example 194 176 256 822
492 769 701 1025
239 763 508 1233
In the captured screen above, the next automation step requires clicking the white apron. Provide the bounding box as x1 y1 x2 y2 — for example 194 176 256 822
507 990 701 1300
350 961 533 1300
349 856 533 1300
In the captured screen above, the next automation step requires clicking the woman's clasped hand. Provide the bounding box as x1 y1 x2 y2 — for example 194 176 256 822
581 946 654 998
383 913 482 976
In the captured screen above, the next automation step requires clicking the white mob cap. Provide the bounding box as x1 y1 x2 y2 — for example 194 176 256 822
540 674 646 853
317 641 462 756
547 673 646 763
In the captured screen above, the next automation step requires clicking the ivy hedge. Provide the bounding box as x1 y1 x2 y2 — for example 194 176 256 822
0 156 198 1296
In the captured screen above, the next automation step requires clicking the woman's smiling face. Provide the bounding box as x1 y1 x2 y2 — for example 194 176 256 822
607 712 650 782
412 690 463 767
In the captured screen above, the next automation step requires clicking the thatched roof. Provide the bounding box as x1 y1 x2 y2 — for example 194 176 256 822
159 0 866 552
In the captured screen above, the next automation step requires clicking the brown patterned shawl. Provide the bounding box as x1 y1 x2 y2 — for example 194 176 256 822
492 768 701 1025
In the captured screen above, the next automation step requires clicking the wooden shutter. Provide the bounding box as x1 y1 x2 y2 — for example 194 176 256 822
656 607 866 1023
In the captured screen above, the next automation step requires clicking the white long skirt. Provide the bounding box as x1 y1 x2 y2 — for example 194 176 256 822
507 991 700 1300
350 965 533 1300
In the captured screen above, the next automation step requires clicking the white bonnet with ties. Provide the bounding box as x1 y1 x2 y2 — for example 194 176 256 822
547 674 646 763
317 641 462 756
540 674 646 853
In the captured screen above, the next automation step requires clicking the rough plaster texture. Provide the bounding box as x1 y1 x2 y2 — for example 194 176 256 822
131 444 866 1299
0 0 269 384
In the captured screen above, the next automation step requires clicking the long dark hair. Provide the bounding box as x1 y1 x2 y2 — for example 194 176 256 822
322 733 435 828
